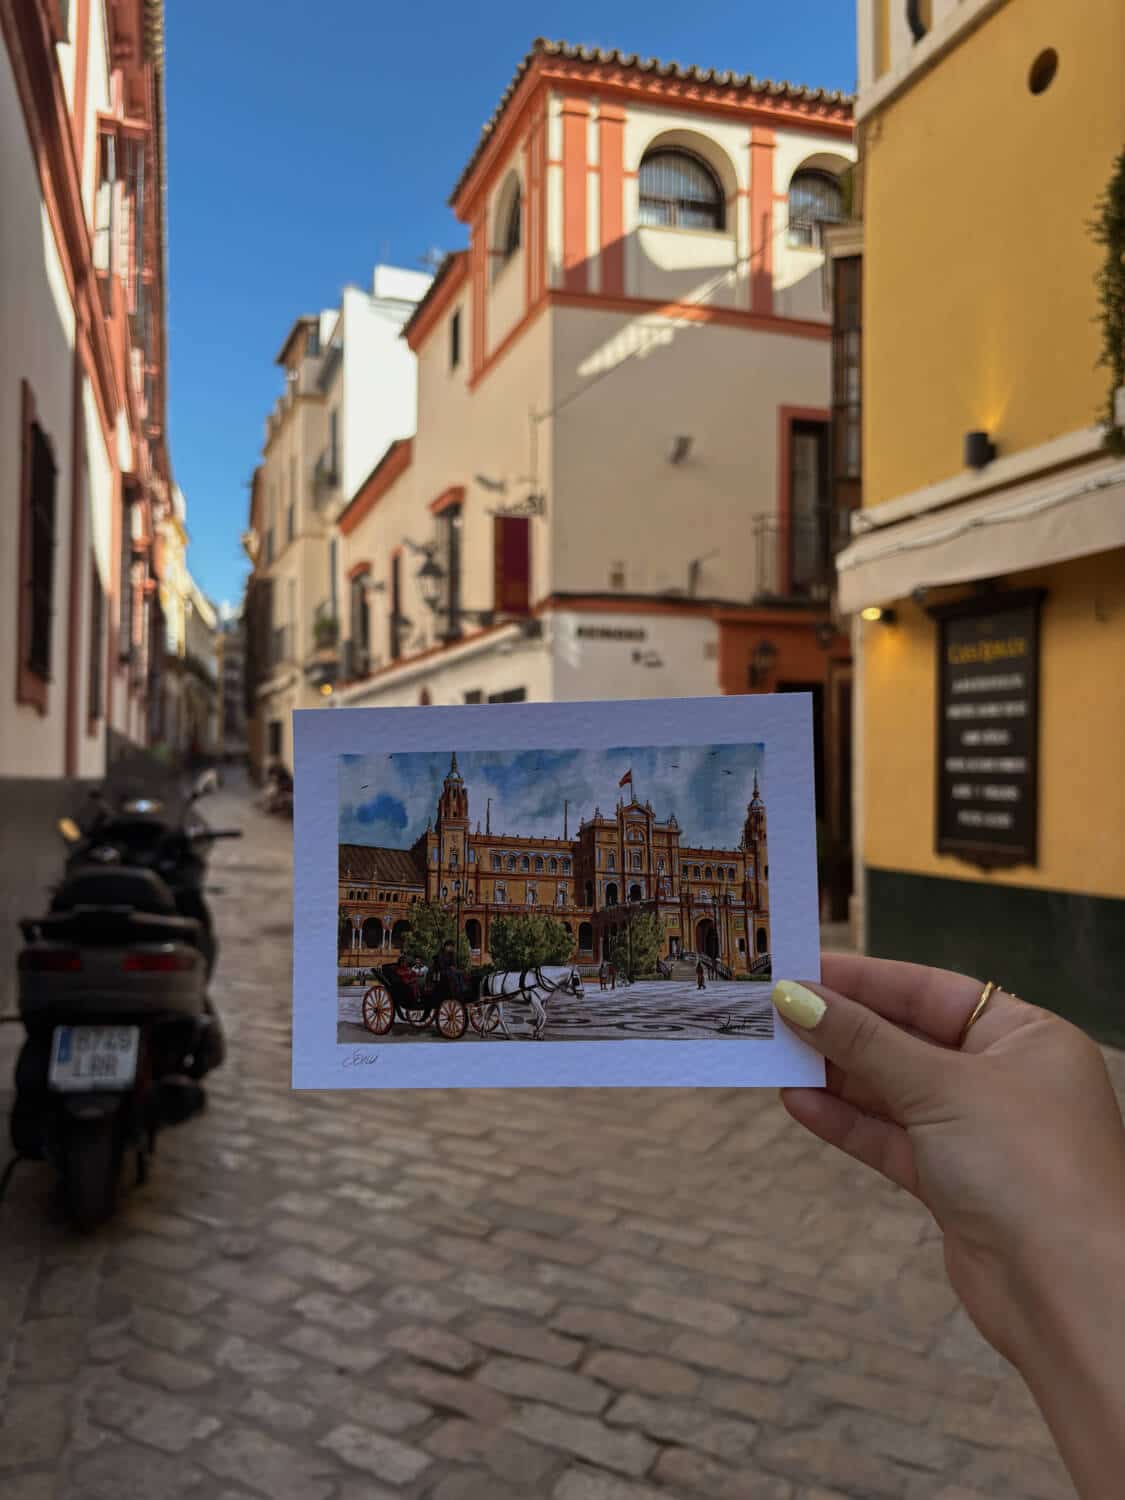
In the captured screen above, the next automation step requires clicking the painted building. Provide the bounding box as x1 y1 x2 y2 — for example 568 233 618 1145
1 0 175 781
835 0 1125 1039
244 266 431 776
339 754 770 975
328 41 856 915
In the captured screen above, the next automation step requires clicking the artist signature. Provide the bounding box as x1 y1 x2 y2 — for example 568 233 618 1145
343 1050 380 1068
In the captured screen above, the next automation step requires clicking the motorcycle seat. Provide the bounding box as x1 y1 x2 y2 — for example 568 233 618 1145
33 906 203 946
52 866 178 916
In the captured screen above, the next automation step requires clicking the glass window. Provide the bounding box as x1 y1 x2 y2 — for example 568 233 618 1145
788 170 844 249
638 150 724 231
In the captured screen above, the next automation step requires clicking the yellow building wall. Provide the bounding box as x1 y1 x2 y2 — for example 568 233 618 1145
864 550 1125 898
863 0 1125 507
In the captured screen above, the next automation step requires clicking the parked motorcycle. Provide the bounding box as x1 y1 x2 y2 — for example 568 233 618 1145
7 771 239 1230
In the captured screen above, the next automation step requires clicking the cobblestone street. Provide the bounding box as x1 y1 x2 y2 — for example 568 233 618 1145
1 776 1113 1499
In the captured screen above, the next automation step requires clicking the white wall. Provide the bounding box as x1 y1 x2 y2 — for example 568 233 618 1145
339 272 429 502
550 611 721 700
549 303 831 601
0 45 78 778
80 0 111 224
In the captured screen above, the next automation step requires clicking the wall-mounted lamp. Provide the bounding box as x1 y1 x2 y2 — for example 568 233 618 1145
860 605 897 624
814 620 837 651
749 638 779 689
668 435 693 466
964 430 996 469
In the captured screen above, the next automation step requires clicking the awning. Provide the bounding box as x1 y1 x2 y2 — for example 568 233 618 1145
836 457 1125 612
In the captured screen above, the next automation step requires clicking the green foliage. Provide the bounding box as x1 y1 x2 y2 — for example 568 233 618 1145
399 902 470 967
1091 149 1125 452
607 911 663 981
488 912 574 970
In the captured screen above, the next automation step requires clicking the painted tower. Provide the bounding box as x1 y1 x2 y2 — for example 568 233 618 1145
436 752 469 894
743 772 770 964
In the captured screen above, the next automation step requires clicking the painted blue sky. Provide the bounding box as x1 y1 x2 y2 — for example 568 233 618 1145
338 743 765 851
163 4 855 607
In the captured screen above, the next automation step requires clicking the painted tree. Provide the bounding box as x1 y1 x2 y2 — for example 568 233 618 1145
607 911 663 980
488 912 574 971
399 902 470 968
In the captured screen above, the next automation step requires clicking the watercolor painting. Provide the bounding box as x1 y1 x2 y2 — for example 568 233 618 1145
336 743 773 1045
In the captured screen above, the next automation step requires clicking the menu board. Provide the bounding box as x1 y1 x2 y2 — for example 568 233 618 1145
935 593 1043 866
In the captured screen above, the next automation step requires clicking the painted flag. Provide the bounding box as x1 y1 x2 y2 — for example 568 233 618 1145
618 770 633 788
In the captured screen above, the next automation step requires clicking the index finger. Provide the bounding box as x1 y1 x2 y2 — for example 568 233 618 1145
820 951 984 1047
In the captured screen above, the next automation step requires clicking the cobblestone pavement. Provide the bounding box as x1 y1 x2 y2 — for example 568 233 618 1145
3 774 1116 1500
338 979 775 1045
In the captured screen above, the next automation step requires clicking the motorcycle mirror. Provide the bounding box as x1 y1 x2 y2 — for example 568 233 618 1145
58 817 82 843
192 769 218 799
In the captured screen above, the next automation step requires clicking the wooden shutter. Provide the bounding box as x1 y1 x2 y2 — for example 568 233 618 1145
493 516 530 615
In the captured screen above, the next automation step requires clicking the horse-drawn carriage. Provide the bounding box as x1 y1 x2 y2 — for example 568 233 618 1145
360 960 583 1041
360 961 500 1040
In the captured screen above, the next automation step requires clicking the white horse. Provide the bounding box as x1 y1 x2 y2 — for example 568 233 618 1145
479 966 584 1040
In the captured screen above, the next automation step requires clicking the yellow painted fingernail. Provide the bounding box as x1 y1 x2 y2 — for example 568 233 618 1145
772 980 826 1030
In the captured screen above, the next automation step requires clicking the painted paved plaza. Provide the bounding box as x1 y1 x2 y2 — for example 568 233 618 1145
338 977 775 1046
0 774 1101 1499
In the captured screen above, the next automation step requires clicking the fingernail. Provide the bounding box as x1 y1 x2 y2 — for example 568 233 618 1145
772 980 826 1030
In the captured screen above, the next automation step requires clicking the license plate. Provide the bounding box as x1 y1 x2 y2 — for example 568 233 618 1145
49 1025 140 1092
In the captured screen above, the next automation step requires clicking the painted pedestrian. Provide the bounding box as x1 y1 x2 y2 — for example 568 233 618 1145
696 960 706 990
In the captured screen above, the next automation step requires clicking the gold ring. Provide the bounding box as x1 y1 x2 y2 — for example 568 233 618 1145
959 980 999 1047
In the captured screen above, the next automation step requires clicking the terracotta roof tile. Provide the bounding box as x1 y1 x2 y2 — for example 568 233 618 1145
339 844 426 888
450 37 854 207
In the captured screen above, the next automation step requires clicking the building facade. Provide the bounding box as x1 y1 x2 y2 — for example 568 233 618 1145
340 755 770 974
327 41 856 915
243 266 432 778
2 0 175 780
835 0 1125 1039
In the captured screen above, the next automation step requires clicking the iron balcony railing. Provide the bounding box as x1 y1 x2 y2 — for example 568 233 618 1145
748 508 851 603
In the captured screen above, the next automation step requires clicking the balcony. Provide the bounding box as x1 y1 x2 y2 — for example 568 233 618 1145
749 509 851 604
312 449 339 505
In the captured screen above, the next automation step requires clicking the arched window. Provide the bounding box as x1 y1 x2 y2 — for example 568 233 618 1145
520 855 529 872
466 918 482 953
563 858 572 875
788 170 844 248
629 883 642 903
638 149 724 231
507 855 516 872
757 926 769 953
534 856 544 873
549 858 557 874
492 854 501 871
704 866 713 879
584 879 594 906
606 882 619 907
631 852 642 871
494 174 522 277
693 866 701 879
578 922 593 953
607 852 616 872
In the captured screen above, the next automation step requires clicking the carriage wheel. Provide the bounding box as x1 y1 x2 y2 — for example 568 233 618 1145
468 1001 500 1036
402 1010 431 1030
435 997 468 1040
361 985 394 1035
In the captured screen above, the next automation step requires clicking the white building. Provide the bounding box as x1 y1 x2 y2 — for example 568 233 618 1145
243 265 431 773
331 41 855 744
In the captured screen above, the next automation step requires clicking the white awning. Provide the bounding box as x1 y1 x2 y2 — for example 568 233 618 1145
836 458 1125 612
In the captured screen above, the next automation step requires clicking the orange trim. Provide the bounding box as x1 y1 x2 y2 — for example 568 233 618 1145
65 339 87 775
562 97 589 293
337 438 413 537
71 0 91 177
549 289 830 340
403 252 468 353
468 295 549 391
470 209 487 376
598 103 625 297
749 127 776 316
429 485 465 516
452 55 853 219
522 131 534 312
347 560 371 581
777 404 829 598
536 104 549 300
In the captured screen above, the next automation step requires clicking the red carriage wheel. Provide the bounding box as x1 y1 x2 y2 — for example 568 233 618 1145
436 997 468 1039
468 1002 500 1036
361 984 394 1035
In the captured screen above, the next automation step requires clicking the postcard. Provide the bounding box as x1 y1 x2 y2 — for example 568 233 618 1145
292 694 824 1089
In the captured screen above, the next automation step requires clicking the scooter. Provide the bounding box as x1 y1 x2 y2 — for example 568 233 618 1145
5 771 239 1230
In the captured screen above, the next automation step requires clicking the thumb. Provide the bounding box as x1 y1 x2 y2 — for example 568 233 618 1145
772 979 951 1117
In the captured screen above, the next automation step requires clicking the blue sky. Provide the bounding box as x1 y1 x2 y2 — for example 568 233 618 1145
338 743 765 850
164 3 855 608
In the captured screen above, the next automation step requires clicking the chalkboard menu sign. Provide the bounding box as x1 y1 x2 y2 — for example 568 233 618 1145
934 591 1044 867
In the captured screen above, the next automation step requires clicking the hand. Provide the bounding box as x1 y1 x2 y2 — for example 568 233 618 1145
773 955 1125 1372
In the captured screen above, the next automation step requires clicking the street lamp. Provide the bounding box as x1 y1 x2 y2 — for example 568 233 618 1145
415 553 495 638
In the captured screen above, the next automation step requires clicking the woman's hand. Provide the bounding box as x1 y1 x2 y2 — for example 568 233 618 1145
774 955 1125 1366
773 955 1125 1499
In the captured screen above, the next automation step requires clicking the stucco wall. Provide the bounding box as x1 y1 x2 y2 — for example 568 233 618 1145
549 305 831 601
1 45 77 778
338 283 424 501
862 0 1125 506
